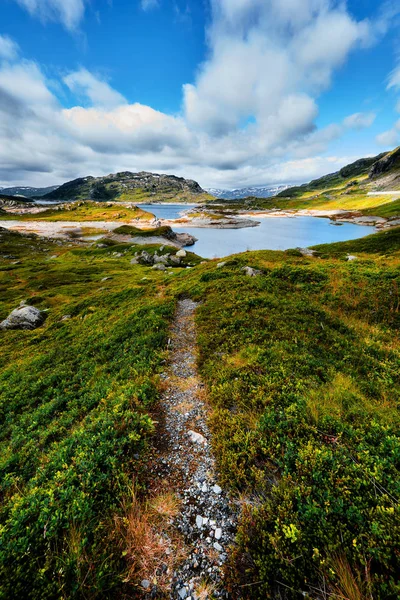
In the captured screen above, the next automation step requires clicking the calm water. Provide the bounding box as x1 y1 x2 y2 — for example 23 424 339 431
141 204 376 259
141 203 197 220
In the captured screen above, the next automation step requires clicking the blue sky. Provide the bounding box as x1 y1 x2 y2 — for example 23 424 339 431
0 0 400 189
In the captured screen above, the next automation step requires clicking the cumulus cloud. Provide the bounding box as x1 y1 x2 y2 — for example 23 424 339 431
12 0 87 31
0 2 391 188
0 35 19 60
63 69 127 109
183 0 369 138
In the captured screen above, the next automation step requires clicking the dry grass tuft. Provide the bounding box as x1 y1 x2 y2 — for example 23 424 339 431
329 555 372 600
114 489 186 592
194 579 216 600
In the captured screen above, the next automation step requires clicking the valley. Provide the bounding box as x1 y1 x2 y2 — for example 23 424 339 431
0 149 399 599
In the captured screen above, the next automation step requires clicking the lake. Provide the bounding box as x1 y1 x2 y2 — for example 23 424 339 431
140 204 376 258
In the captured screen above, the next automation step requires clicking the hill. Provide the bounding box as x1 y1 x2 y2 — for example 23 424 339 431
0 193 34 207
42 171 212 203
0 185 59 198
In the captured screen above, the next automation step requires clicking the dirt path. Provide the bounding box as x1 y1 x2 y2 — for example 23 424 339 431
150 299 237 599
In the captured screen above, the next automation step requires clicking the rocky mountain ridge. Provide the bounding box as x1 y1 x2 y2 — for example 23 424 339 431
42 171 209 203
206 184 289 200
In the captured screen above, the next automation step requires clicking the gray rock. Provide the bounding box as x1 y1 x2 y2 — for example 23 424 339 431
196 515 203 528
178 587 188 599
0 304 46 331
215 528 222 540
137 251 154 265
212 485 222 495
176 249 187 258
61 315 71 321
213 542 223 552
347 254 357 261
241 266 262 277
152 263 167 271
141 580 151 589
217 261 227 268
296 247 315 257
154 254 169 264
170 255 181 265
187 430 207 445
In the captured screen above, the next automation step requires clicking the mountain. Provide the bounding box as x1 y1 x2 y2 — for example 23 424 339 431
42 171 211 203
206 184 289 200
276 151 392 198
0 185 59 198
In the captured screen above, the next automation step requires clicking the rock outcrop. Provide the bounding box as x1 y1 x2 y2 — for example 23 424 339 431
0 303 46 330
369 147 400 179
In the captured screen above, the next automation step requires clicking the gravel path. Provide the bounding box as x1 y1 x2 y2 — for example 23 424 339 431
151 299 237 599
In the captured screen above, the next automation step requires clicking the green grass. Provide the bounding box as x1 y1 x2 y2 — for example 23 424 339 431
113 224 175 239
362 198 400 218
312 226 400 256
0 229 177 598
0 201 153 222
0 226 399 599
165 241 400 599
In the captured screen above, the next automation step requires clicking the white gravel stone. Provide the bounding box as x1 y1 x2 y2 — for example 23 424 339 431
215 528 222 540
187 430 207 445
212 484 222 494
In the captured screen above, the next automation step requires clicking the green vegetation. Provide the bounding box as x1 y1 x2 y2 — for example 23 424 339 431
0 223 399 599
312 227 400 257
166 234 400 599
113 224 176 239
42 172 212 204
0 229 178 598
0 201 153 222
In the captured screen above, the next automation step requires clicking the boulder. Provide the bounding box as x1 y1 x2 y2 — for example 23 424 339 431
152 264 166 271
176 249 187 258
137 251 154 265
154 254 169 264
241 266 262 277
175 232 197 247
169 255 181 265
0 303 46 331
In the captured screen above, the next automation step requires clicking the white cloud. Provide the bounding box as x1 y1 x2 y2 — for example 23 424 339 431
63 69 127 109
0 1 392 189
13 0 86 31
388 65 400 92
141 0 160 11
343 112 376 129
183 0 369 139
376 119 400 147
0 35 19 60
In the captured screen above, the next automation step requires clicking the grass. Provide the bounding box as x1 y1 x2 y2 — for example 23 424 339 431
113 224 176 239
0 201 154 222
0 225 399 599
164 240 400 599
311 226 400 256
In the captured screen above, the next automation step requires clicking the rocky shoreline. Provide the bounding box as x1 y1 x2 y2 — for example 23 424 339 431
240 208 400 229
